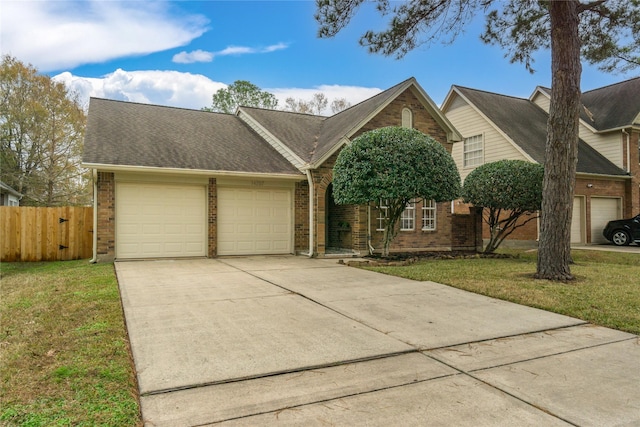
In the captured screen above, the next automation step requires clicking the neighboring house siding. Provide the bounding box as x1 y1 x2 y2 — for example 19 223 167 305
446 97 529 181
579 128 623 168
627 129 640 216
531 91 551 112
531 89 625 169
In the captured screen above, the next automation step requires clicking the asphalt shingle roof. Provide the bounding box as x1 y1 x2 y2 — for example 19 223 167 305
82 98 302 176
238 107 325 163
580 77 640 131
455 86 627 176
237 78 417 165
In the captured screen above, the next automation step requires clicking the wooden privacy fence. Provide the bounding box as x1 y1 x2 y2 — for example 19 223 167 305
0 207 93 262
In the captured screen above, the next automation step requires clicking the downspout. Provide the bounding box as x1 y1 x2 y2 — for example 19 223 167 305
305 170 314 258
367 205 375 255
622 129 630 173
89 169 98 263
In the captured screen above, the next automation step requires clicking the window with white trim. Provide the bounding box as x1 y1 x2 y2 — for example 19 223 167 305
376 200 388 231
402 108 413 128
463 134 483 167
422 199 437 230
400 200 415 231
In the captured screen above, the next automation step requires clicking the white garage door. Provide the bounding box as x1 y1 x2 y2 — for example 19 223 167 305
571 197 584 244
218 187 292 255
116 182 206 259
591 197 621 244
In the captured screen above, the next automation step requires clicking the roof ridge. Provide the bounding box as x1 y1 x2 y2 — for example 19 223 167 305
240 105 328 118
89 96 232 116
454 85 529 102
583 76 640 94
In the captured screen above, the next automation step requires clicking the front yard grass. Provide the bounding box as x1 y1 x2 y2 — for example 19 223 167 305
0 260 140 426
365 249 640 335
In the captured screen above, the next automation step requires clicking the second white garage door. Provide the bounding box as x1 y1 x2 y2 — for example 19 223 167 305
217 187 292 255
590 197 621 244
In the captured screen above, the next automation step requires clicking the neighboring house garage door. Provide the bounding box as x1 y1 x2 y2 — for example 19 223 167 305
217 187 292 255
590 197 621 244
571 197 585 244
116 182 207 259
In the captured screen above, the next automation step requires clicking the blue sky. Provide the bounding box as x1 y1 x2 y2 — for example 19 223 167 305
2 1 637 113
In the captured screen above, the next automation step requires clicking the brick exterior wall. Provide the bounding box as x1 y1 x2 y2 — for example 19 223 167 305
452 207 483 251
474 175 629 247
96 172 115 262
481 211 539 242
294 180 310 253
208 178 217 257
309 88 478 256
576 176 627 243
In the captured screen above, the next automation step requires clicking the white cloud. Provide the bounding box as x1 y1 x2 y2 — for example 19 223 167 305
54 69 381 114
262 43 289 53
172 50 215 64
1 1 209 72
54 69 226 110
218 46 256 56
172 43 290 64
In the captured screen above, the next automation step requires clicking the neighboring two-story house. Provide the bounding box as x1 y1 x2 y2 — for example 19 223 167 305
442 77 639 246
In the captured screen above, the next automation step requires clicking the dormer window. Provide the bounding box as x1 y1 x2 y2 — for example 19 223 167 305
402 108 413 128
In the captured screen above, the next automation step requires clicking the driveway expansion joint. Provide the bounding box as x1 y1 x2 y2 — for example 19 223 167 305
139 349 421 398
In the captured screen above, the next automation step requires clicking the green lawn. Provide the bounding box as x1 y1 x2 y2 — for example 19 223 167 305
365 249 640 335
0 260 140 426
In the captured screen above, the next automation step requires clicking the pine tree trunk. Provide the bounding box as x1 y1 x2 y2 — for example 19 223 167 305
535 0 581 281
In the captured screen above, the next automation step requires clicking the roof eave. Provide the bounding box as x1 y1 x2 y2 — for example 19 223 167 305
592 124 640 134
576 171 631 180
82 163 305 180
306 137 350 170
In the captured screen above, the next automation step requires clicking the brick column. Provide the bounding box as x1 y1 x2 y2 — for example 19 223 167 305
96 172 115 262
294 180 310 254
208 178 217 258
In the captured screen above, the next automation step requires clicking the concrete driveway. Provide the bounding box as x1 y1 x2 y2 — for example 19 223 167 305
115 256 640 426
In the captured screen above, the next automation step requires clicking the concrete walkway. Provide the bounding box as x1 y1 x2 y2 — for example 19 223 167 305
115 256 640 426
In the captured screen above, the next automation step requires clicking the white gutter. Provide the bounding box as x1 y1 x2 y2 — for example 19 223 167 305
306 170 314 258
576 172 631 180
81 163 305 181
89 169 98 263
622 129 630 173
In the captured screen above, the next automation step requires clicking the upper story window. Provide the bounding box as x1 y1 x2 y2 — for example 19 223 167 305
402 108 413 128
422 199 436 230
463 134 484 167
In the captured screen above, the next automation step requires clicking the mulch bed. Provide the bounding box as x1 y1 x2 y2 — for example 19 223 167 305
341 251 513 267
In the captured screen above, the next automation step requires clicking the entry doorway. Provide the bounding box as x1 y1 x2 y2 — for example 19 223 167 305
325 184 353 253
